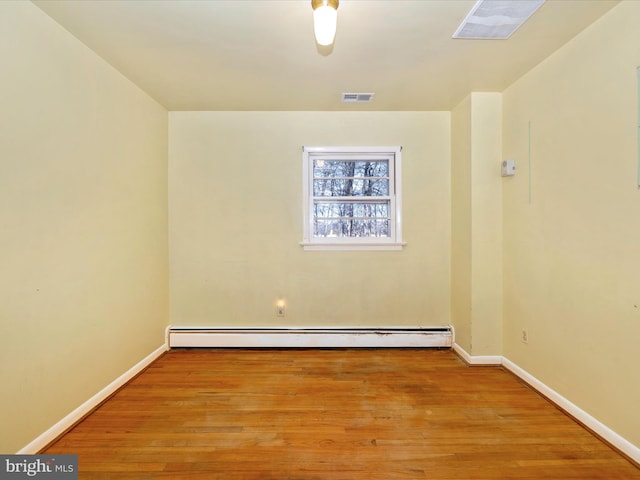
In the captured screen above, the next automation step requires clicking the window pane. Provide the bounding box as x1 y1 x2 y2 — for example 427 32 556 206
314 218 391 238
313 178 388 196
315 159 388 175
313 159 389 197
313 201 391 238
314 202 389 218
313 160 389 176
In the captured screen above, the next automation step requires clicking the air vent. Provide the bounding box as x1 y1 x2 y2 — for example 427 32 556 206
453 0 544 40
342 93 375 103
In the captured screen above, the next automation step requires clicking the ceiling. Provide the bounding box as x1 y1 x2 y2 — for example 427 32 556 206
32 0 618 111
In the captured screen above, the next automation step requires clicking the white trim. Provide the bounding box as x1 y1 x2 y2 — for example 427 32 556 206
169 326 452 348
303 146 402 154
451 343 640 464
17 344 166 454
299 241 406 251
501 357 640 464
452 343 502 365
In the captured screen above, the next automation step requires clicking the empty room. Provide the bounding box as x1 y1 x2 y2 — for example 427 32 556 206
1 0 639 478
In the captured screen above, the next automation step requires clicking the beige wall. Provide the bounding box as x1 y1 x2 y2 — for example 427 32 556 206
451 94 503 355
4 0 639 457
470 93 503 355
0 2 169 453
502 1 640 446
451 96 473 351
169 112 451 328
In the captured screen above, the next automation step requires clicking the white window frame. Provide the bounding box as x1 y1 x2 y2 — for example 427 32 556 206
301 146 405 251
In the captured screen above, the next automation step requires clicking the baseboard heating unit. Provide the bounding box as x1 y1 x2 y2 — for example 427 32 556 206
168 326 453 348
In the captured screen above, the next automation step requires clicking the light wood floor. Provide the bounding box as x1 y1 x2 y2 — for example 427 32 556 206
44 348 640 479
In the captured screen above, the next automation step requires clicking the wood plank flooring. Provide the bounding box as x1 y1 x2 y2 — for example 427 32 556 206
43 348 640 479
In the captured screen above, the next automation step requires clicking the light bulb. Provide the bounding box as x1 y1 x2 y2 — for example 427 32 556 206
313 5 338 46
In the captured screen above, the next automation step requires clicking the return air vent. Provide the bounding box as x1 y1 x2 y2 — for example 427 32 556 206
342 92 375 103
453 0 545 39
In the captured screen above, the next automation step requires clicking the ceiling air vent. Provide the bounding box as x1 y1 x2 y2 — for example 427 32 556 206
342 93 375 103
453 0 545 40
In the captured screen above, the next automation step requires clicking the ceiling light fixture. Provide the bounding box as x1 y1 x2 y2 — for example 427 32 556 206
312 0 339 46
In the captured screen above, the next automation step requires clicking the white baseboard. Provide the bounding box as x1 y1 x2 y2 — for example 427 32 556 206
168 326 453 348
452 342 502 365
453 343 640 464
17 344 167 454
501 357 640 465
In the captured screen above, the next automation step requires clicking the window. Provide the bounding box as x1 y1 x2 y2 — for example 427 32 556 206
301 146 405 251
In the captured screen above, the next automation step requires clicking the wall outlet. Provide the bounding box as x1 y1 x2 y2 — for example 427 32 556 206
521 329 528 344
276 301 285 317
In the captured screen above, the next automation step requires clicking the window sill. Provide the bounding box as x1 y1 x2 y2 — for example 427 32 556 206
300 241 406 252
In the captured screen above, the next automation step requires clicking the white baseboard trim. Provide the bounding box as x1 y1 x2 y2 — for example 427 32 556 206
452 343 640 464
17 344 167 454
452 342 502 365
168 326 453 348
501 357 640 465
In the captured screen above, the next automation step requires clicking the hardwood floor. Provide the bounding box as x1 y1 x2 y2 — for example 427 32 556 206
44 348 640 479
